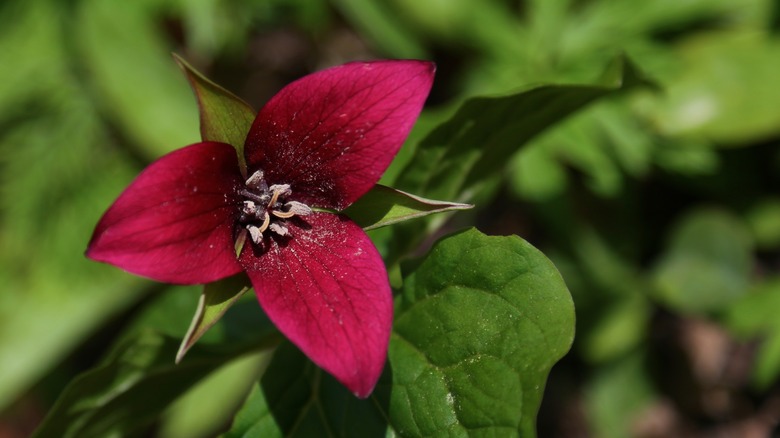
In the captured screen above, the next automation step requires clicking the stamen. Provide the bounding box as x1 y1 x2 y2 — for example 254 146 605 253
267 184 292 207
272 209 296 219
284 201 313 216
258 211 270 233
243 200 257 214
238 172 311 249
240 189 269 204
268 184 292 197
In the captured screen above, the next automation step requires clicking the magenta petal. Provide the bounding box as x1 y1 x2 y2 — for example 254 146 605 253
240 213 393 397
244 60 435 210
87 142 243 284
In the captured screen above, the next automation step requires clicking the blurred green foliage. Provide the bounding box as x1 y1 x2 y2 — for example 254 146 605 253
2 0 780 436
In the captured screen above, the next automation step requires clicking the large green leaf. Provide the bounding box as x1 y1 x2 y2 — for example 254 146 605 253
225 228 574 437
394 56 650 203
385 56 651 263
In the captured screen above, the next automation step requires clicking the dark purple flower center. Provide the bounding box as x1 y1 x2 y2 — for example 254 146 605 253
238 170 312 245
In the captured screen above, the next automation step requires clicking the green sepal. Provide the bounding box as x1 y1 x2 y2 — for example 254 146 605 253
175 274 252 364
173 53 255 177
345 184 472 231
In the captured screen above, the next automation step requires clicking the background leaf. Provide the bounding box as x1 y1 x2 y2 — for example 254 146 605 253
652 209 753 313
725 278 780 388
0 0 145 410
6 0 780 435
32 332 231 438
33 287 280 438
76 0 199 157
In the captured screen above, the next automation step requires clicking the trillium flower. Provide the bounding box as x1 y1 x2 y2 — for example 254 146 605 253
86 60 435 397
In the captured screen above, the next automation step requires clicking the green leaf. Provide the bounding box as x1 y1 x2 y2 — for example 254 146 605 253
174 53 256 175
76 0 199 157
582 293 650 364
745 198 780 250
159 352 267 438
33 287 281 438
386 56 652 263
510 99 655 200
390 228 574 436
725 278 780 389
0 0 147 410
225 228 575 437
652 208 753 313
226 343 391 438
176 275 252 363
32 332 236 438
585 352 656 438
344 184 472 231
650 31 780 144
330 0 427 58
394 55 651 203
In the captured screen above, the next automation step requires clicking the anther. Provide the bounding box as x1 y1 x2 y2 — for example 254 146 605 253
284 201 312 216
268 184 292 207
243 200 257 214
269 222 289 236
247 225 263 244
245 171 268 192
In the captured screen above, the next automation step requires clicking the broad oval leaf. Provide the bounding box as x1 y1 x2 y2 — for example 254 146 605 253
224 228 575 437
344 184 472 230
389 228 574 436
